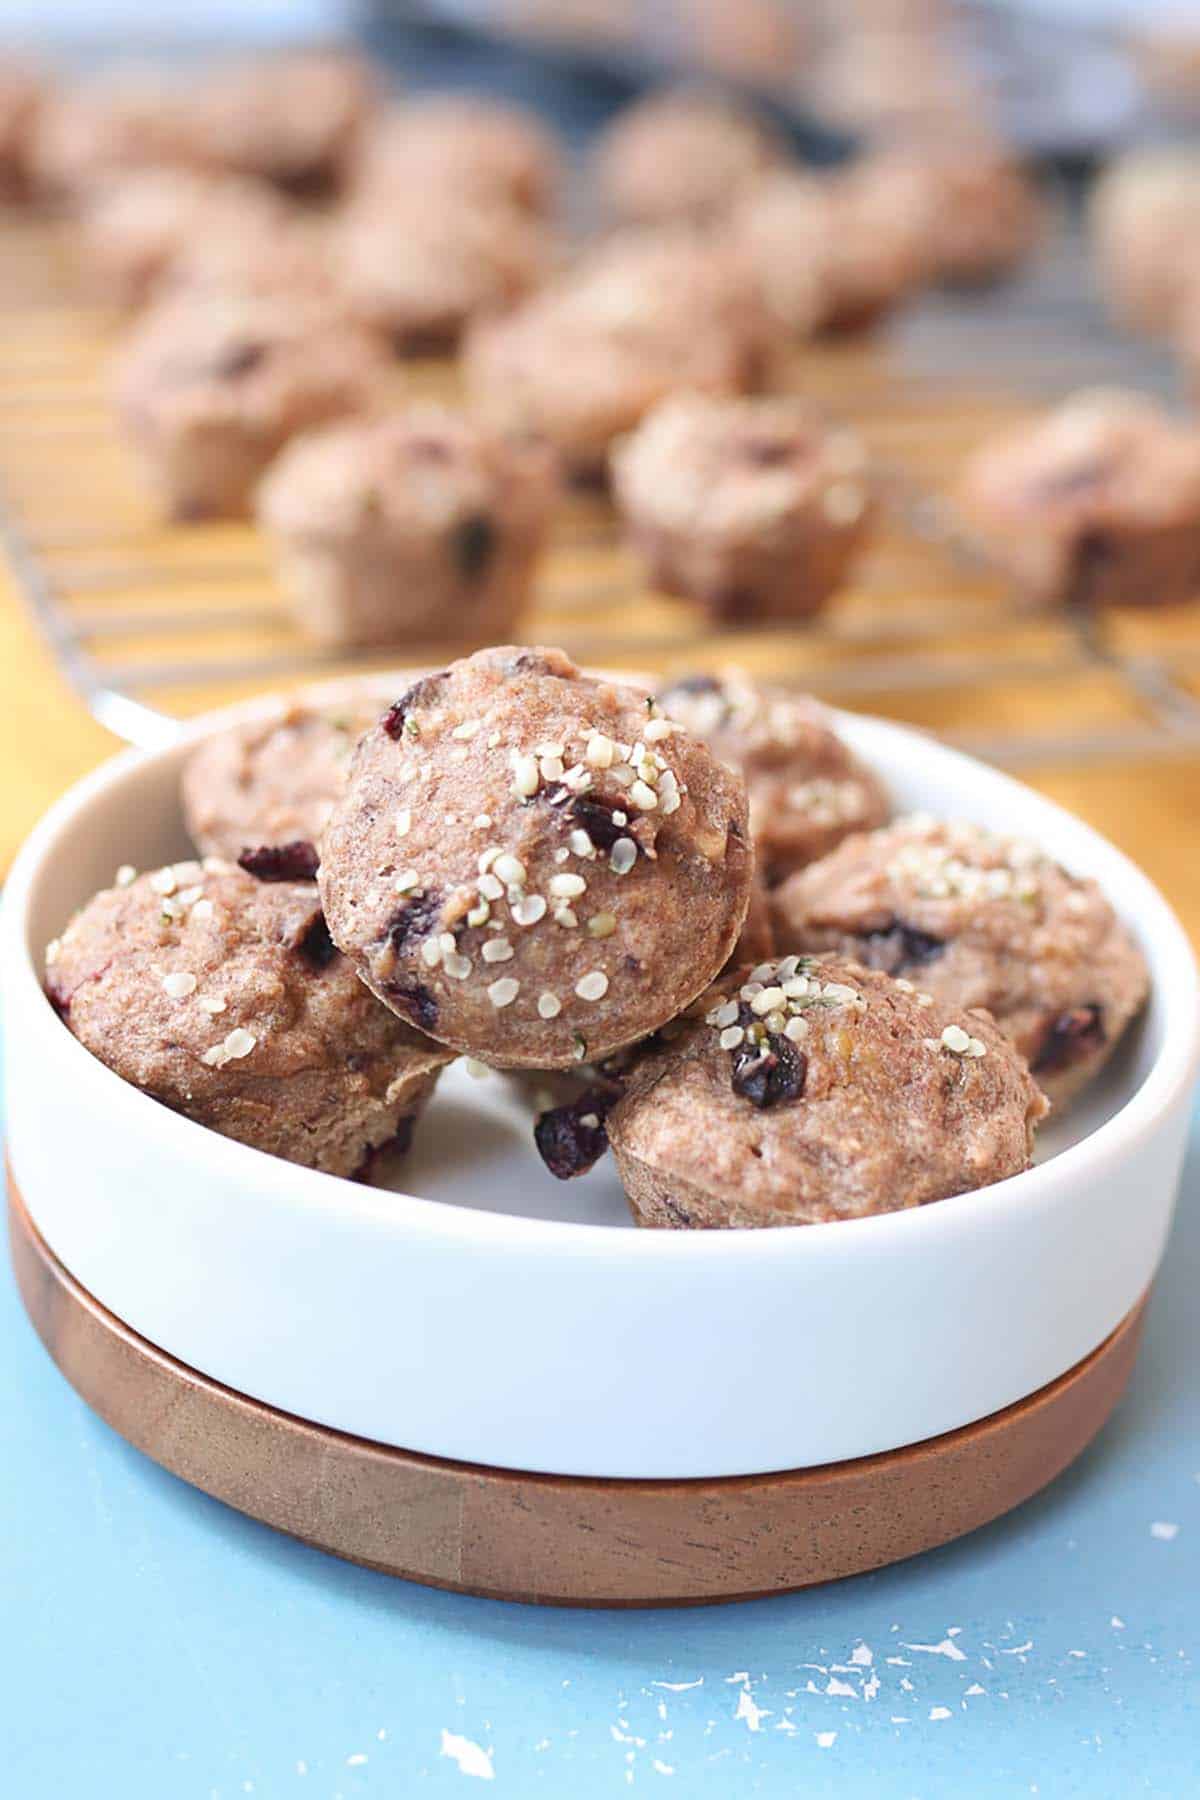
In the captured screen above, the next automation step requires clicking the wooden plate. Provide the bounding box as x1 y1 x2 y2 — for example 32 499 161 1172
8 1181 1147 1607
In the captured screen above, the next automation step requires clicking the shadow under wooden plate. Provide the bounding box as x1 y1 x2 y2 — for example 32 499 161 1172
9 1179 1146 1608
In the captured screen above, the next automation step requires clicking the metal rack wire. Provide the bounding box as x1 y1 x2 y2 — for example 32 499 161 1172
2 209 1200 767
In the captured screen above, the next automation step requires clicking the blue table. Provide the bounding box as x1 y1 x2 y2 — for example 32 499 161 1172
3 1121 1198 1799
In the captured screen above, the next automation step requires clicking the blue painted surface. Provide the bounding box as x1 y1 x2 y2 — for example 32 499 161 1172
2 1121 1198 1799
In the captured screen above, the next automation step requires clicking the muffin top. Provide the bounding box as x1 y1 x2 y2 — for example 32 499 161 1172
353 97 561 218
594 87 780 226
318 645 754 1067
607 953 1048 1227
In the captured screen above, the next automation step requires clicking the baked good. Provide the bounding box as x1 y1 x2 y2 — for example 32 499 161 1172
182 695 380 861
732 161 928 335
604 953 1048 1225
353 97 561 218
257 407 557 648
1089 149 1200 334
157 212 335 305
957 389 1200 611
335 195 556 354
44 858 452 1178
863 137 1043 288
655 670 890 884
463 230 776 479
113 290 388 519
0 59 44 201
612 394 874 622
28 68 203 200
189 47 377 196
770 814 1150 1108
318 646 753 1067
593 87 781 227
77 168 293 310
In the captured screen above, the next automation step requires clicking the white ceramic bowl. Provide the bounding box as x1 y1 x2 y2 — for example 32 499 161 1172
4 692 1198 1480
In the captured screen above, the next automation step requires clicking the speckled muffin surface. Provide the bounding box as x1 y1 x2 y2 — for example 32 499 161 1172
770 815 1149 1108
607 954 1047 1228
45 860 452 1178
319 646 754 1068
957 390 1200 611
113 291 388 519
594 87 780 227
656 670 889 884
257 407 557 648
463 231 775 478
182 695 380 861
613 394 874 623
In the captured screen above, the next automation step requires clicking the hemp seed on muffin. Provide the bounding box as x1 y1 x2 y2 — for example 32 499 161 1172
318 646 753 1068
45 859 452 1179
612 393 874 622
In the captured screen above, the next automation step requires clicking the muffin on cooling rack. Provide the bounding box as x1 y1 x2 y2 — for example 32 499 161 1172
113 290 388 520
612 394 874 623
731 161 929 336
655 670 890 885
188 47 377 196
593 86 781 228
335 194 557 355
258 406 557 649
45 859 453 1179
863 136 1044 289
183 694 381 862
28 68 204 199
603 954 1047 1226
770 815 1150 1111
957 389 1200 611
318 646 754 1068
77 168 294 311
353 97 561 219
1089 148 1200 335
0 59 45 201
463 230 776 481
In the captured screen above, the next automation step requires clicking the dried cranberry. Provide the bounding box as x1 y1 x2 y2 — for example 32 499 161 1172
730 1035 807 1109
450 512 497 580
216 341 266 379
238 840 320 882
1032 1004 1105 1075
385 982 439 1032
44 982 70 1021
569 794 630 852
534 1091 613 1180
386 891 440 955
381 672 448 740
351 1115 416 1183
858 920 945 975
295 911 338 971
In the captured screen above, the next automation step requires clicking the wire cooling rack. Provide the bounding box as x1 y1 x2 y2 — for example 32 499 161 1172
2 208 1200 768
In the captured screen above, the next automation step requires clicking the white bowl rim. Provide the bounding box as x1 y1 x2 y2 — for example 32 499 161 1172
5 677 1199 1267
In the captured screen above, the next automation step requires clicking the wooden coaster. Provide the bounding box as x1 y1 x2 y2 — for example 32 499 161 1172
9 1182 1147 1608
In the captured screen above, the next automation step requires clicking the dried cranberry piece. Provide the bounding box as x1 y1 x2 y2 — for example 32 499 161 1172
569 794 630 852
44 982 70 1021
381 672 448 740
450 512 496 580
858 920 945 975
296 911 338 971
1032 1004 1105 1075
386 982 439 1032
238 840 320 882
730 1035 807 1109
534 1091 613 1180
386 891 440 955
351 1115 416 1183
216 341 266 379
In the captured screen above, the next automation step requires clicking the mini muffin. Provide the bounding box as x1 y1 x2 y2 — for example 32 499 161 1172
335 195 557 354
957 389 1200 611
463 230 776 480
258 407 557 649
655 670 889 884
1089 149 1200 335
182 695 380 861
593 87 781 228
44 859 453 1179
771 816 1149 1109
612 393 874 623
113 291 388 519
604 954 1047 1226
732 162 929 336
159 213 335 305
77 168 293 311
189 47 377 196
0 59 45 201
318 646 753 1068
863 137 1043 288
28 67 203 200
353 97 561 219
